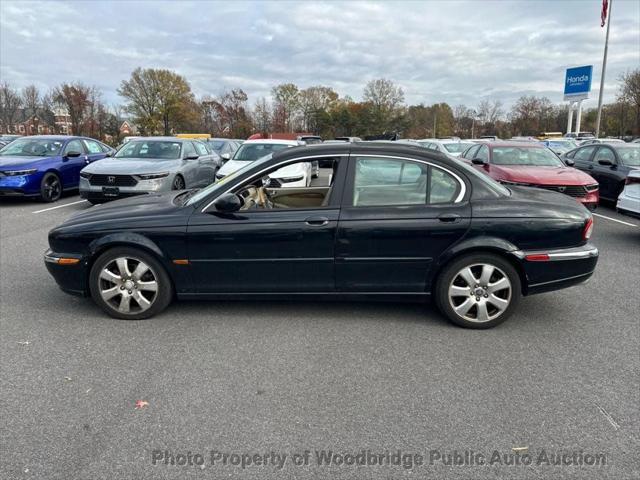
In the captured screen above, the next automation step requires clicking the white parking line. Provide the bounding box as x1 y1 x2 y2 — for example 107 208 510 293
593 213 637 227
32 200 87 214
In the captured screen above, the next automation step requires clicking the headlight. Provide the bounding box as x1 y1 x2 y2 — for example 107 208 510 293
585 184 599 192
280 175 304 183
137 172 169 180
2 169 37 176
80 171 91 179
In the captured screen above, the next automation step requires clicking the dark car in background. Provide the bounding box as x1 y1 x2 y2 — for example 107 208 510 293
460 141 599 210
563 143 640 202
45 143 597 329
0 135 114 202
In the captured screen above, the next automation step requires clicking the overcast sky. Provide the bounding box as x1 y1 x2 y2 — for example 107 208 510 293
1 0 638 110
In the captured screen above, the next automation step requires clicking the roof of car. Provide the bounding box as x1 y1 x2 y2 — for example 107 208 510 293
482 141 545 148
128 136 189 142
242 139 300 145
273 141 455 161
13 135 88 141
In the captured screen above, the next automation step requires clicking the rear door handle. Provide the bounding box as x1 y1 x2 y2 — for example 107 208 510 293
305 216 329 226
438 213 460 223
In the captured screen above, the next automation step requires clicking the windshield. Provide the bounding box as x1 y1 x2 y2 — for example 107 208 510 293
443 143 473 153
616 145 640 166
186 154 275 206
0 138 64 156
491 147 564 167
233 143 291 161
548 140 577 149
115 140 182 159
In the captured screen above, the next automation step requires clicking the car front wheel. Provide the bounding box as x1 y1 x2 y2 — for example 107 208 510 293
40 172 62 202
89 247 172 320
435 253 521 329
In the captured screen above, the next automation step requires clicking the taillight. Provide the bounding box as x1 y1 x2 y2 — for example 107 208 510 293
625 176 640 185
583 217 594 240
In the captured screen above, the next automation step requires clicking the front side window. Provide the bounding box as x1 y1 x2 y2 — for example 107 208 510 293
194 142 209 156
183 142 198 158
463 144 480 159
573 146 597 162
83 139 103 154
475 146 489 162
63 139 84 155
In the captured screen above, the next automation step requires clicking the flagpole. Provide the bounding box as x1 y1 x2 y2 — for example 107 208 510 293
595 0 612 138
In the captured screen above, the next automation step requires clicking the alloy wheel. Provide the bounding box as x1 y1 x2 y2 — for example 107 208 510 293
447 263 512 323
98 257 159 314
43 175 61 201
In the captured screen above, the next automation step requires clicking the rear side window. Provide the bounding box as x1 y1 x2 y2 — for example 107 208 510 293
352 157 461 207
574 146 597 162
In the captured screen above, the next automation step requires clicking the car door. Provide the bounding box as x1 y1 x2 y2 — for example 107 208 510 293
60 139 88 187
193 141 216 186
592 146 626 200
571 145 597 176
180 141 200 187
186 155 348 293
335 155 471 293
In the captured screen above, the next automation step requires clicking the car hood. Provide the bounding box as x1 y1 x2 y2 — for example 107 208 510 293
492 165 596 185
218 159 251 176
58 191 190 231
82 158 181 175
0 156 49 169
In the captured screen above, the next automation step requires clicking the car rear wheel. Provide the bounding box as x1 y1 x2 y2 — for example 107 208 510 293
40 172 62 202
172 175 185 190
89 247 172 320
435 253 521 329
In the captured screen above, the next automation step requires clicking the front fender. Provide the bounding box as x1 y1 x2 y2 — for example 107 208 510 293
88 232 167 262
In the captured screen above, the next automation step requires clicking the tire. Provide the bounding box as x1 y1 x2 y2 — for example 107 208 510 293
172 174 185 190
87 199 102 205
40 172 62 202
435 253 521 329
89 247 173 320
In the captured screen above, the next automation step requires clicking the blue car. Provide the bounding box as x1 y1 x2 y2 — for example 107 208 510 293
0 135 114 202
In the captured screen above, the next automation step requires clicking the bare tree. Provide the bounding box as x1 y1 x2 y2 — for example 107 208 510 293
22 85 40 116
0 82 23 133
253 97 272 135
52 83 92 136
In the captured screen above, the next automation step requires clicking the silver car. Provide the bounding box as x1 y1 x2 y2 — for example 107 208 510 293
79 137 221 204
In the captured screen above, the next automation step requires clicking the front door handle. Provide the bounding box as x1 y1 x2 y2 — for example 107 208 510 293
438 213 460 223
305 216 329 226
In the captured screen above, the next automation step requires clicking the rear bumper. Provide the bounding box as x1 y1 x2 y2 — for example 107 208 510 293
617 191 640 218
514 244 599 295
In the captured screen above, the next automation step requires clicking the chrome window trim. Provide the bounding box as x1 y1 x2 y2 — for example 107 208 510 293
201 153 349 212
354 154 467 203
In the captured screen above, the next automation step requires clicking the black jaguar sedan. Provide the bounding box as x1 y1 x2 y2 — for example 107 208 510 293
45 143 598 328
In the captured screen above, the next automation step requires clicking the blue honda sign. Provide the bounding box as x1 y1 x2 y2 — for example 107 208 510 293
564 65 593 100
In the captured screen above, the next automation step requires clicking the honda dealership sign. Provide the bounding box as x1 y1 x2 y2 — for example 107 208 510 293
564 65 593 101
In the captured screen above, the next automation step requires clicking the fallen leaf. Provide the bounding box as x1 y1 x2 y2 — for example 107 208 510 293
135 400 149 410
512 446 529 453
85 388 92 394
64 377 73 382
17 341 30 346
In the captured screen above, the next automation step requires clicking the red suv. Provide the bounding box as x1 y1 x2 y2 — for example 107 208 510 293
460 142 599 210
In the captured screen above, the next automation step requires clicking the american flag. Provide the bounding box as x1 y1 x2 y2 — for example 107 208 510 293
601 0 609 27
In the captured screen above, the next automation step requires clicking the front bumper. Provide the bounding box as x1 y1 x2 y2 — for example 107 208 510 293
44 250 88 296
0 172 42 196
514 244 599 295
79 176 172 202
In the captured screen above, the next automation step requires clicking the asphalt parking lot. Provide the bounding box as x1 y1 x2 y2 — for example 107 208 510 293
1 194 638 480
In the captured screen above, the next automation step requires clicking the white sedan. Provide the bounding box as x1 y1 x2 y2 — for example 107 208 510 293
215 139 313 187
617 169 640 219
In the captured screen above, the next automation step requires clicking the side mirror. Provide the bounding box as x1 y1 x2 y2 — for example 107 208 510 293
213 192 242 213
471 157 487 165
184 154 199 160
221 153 231 161
598 159 614 167
564 159 575 166
105 151 113 157
65 151 82 158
